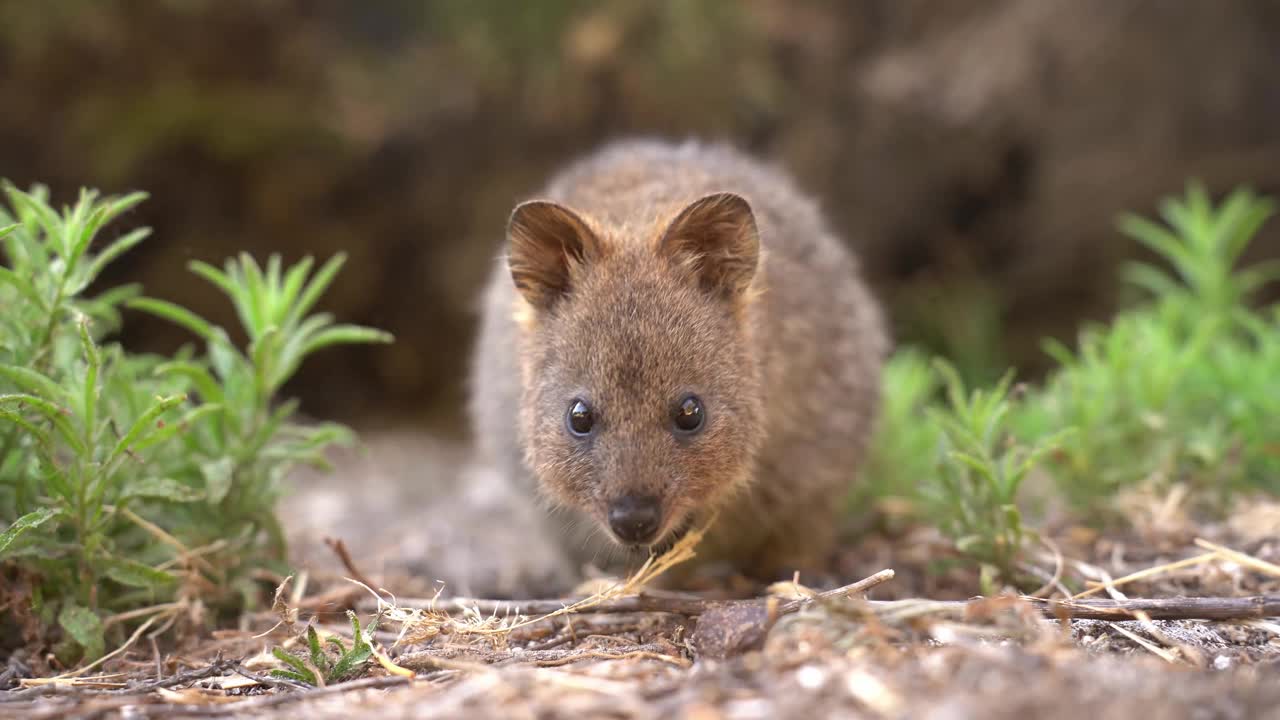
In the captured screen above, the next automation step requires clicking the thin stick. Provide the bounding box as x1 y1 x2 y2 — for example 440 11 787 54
156 539 230 571
1024 595 1280 621
324 537 377 593
2 657 239 702
79 676 414 717
778 569 896 614
102 601 187 630
532 649 690 668
379 592 715 618
396 643 687 669
368 591 1279 624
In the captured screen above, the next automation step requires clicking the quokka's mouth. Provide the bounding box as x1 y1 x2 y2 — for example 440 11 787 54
634 514 696 555
600 517 689 552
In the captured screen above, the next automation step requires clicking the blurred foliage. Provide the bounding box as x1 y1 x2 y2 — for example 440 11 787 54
1022 183 1280 517
862 183 1280 587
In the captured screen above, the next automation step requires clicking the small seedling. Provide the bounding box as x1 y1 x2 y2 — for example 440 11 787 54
922 360 1069 588
271 611 378 686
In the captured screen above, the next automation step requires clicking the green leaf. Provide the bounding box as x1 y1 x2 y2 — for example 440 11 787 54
106 393 187 466
155 361 225 406
200 457 235 504
189 259 254 337
120 477 204 503
98 191 149 226
0 364 69 404
81 283 143 331
188 259 236 296
103 557 178 588
306 624 329 672
0 393 86 456
67 197 102 269
250 324 283 394
271 647 315 684
287 253 347 329
301 325 394 357
273 313 334 385
348 610 364 642
329 644 372 681
233 253 269 339
75 227 150 294
0 265 46 310
269 668 312 684
0 409 53 453
265 253 284 320
279 256 314 314
126 298 216 343
58 604 105 660
79 318 101 446
0 222 17 240
207 329 243 383
129 403 222 454
0 507 60 556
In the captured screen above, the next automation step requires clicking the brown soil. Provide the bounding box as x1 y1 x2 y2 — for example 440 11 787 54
5 428 1279 719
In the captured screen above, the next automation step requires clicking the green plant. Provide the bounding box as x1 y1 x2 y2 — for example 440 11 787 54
920 361 1068 587
271 612 377 686
0 182 391 663
856 181 1279 586
1024 182 1280 516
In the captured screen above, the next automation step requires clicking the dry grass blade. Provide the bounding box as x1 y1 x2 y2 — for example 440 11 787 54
18 674 127 690
1109 622 1180 664
1071 552 1222 600
353 511 718 647
49 610 176 681
1194 538 1280 578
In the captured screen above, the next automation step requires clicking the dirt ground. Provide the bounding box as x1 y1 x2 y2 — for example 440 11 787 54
6 428 1280 719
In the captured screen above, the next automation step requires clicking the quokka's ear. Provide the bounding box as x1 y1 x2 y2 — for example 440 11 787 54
506 200 601 311
658 192 760 300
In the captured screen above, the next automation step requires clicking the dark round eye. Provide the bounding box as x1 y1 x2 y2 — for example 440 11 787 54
566 399 594 436
672 395 705 434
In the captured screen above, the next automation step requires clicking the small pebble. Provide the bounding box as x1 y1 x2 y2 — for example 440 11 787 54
796 664 827 690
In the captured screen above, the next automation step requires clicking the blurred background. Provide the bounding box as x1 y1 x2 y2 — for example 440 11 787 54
3 0 1280 436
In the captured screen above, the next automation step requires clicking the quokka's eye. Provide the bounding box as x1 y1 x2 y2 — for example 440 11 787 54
566 399 594 436
672 395 705 434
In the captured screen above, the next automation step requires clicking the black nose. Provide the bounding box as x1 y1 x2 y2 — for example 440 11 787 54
607 496 662 545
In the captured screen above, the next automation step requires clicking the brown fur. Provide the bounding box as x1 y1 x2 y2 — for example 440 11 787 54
468 138 888 586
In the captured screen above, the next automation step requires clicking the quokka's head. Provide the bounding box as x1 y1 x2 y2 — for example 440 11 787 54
504 191 767 549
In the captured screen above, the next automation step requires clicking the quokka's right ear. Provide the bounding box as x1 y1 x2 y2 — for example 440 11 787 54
506 200 601 311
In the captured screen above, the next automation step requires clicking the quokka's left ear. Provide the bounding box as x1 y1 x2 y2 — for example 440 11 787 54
506 199 602 311
657 192 759 300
